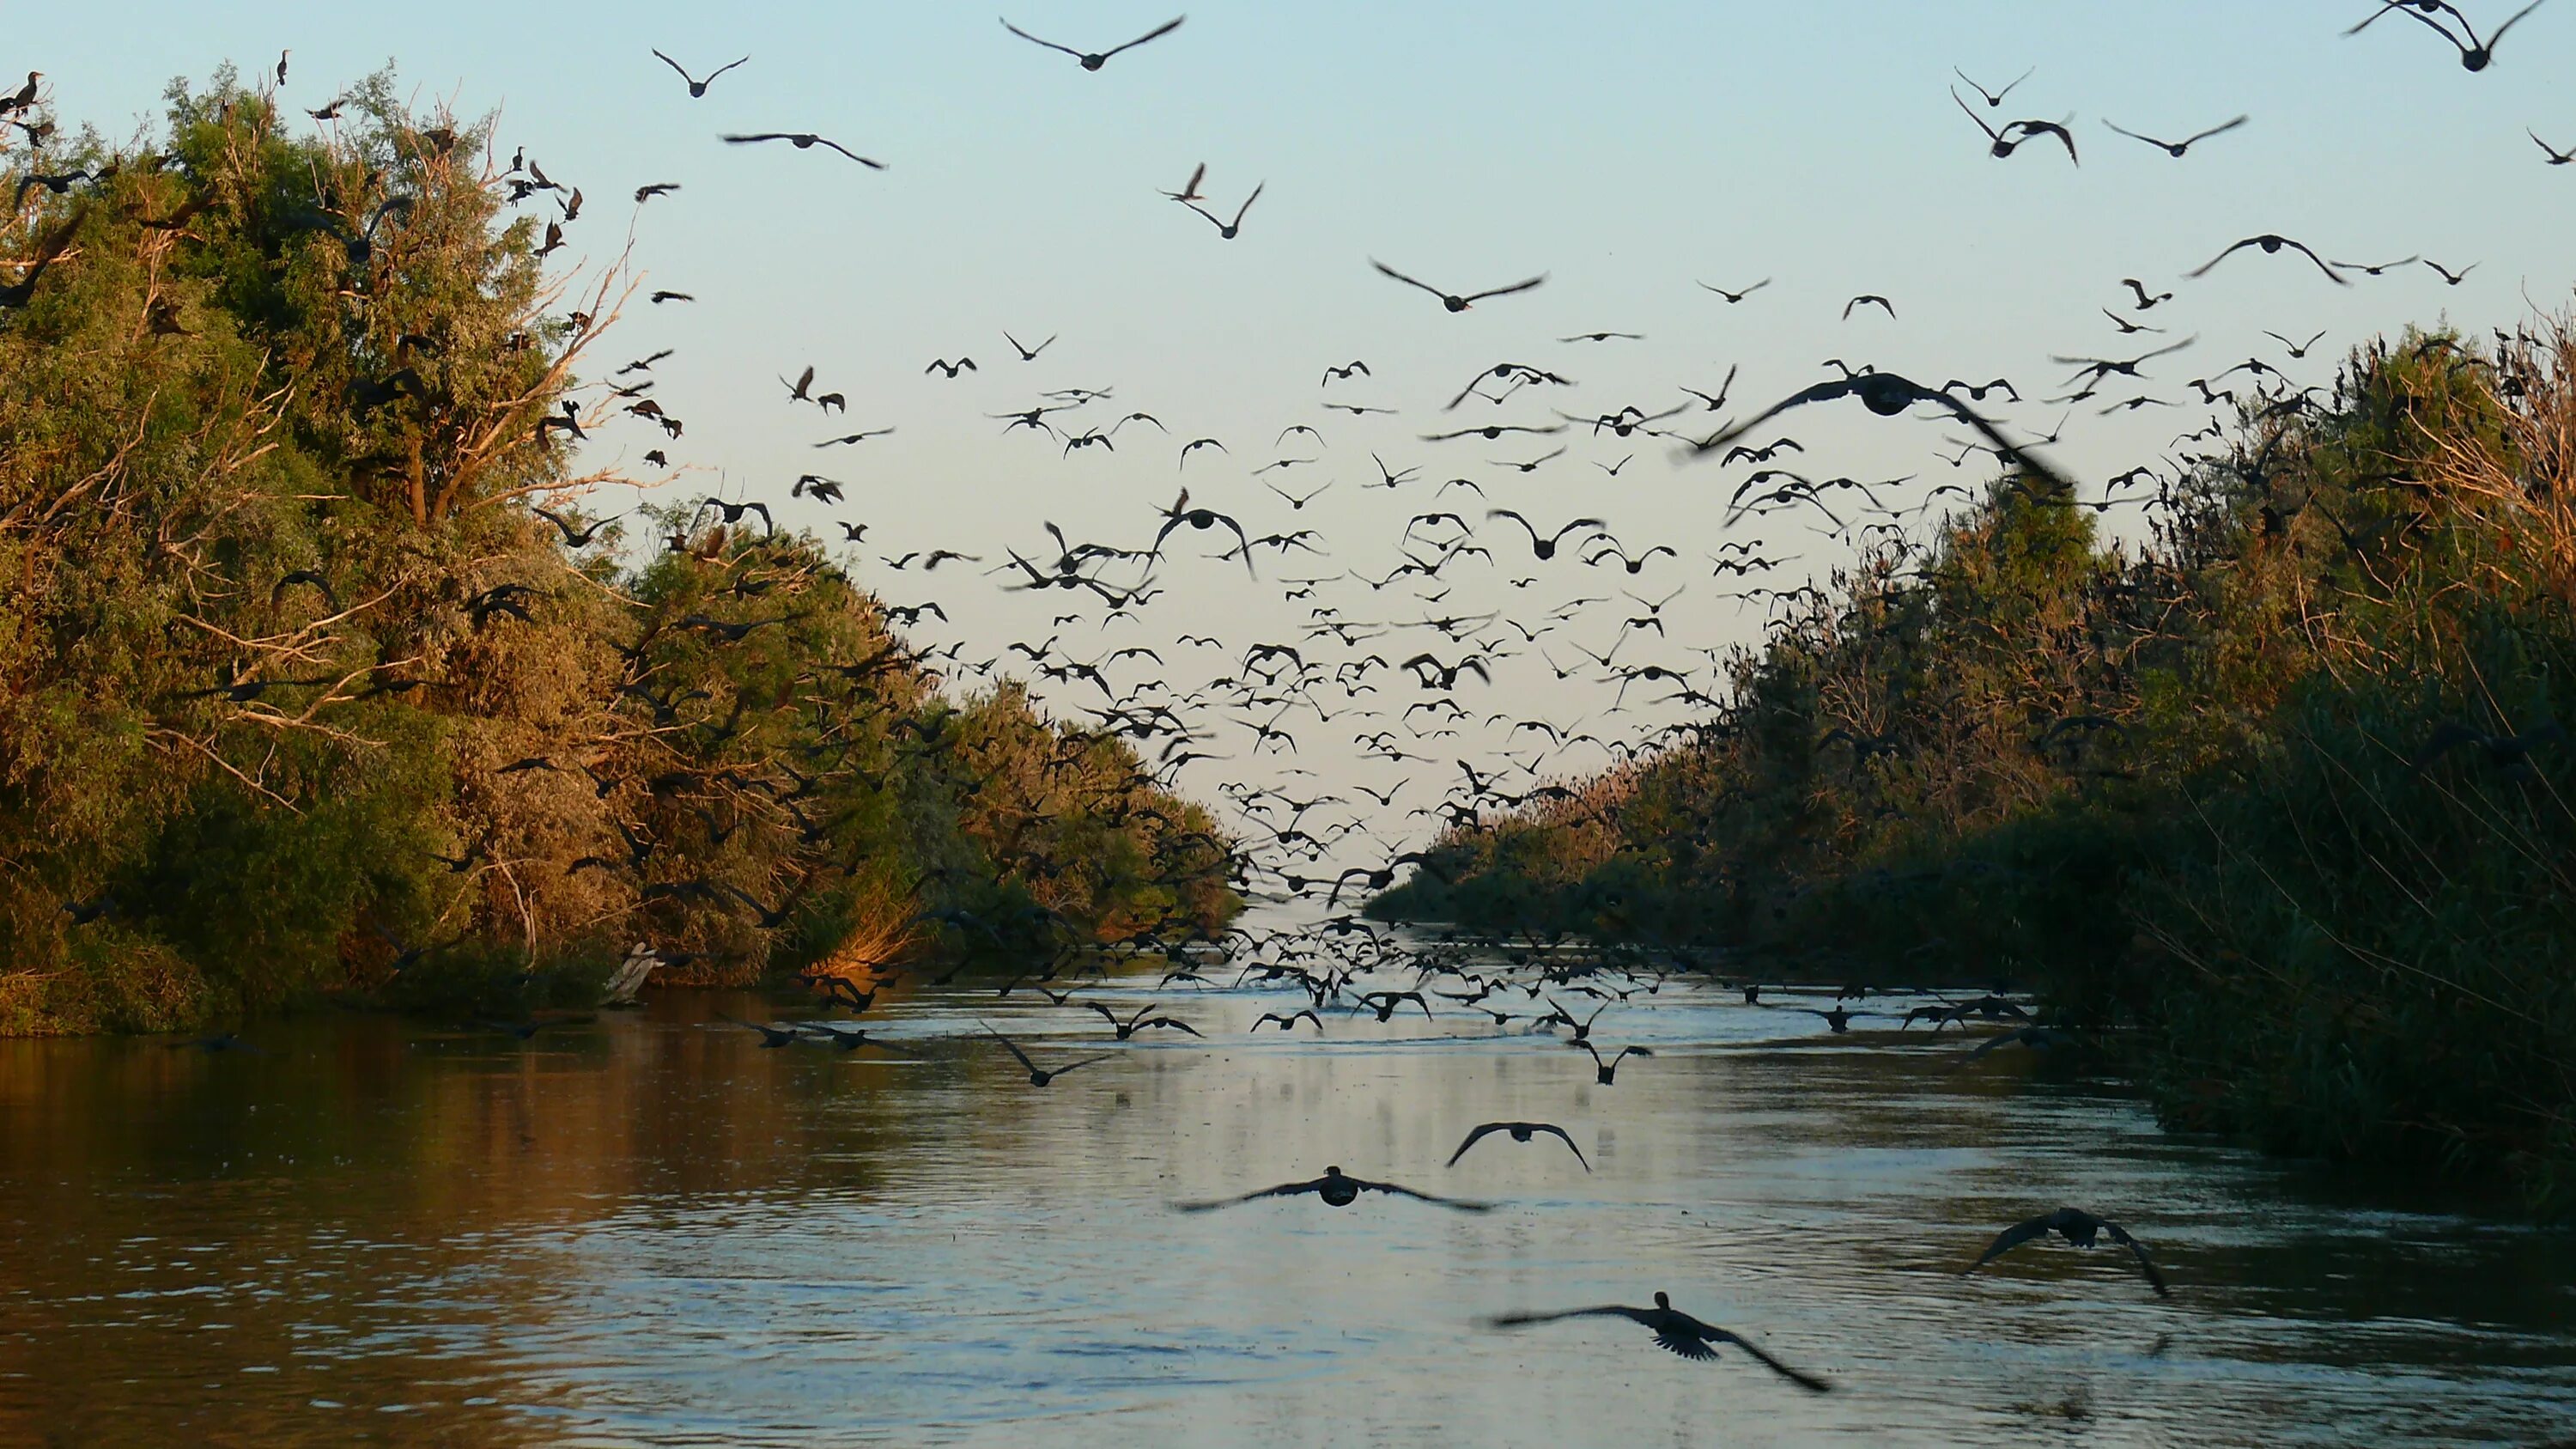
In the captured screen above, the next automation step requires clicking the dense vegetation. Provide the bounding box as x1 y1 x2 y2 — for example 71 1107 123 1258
0 73 1235 1033
1374 314 2576 1208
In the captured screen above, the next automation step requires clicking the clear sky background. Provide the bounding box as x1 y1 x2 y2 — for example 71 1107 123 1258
18 2 2575 880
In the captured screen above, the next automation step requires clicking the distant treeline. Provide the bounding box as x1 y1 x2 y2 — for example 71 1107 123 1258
0 72 1236 1033
1374 310 2576 1209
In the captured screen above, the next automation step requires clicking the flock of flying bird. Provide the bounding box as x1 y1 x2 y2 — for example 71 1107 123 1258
25 0 2567 1399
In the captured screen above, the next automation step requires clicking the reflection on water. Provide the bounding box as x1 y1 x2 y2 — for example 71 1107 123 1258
3 965 2573 1446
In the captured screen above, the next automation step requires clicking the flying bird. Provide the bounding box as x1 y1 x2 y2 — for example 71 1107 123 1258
1175 1165 1491 1213
1370 259 1547 313
1963 1207 2170 1297
999 14 1187 70
1485 1292 1833 1389
1953 64 2034 107
2346 0 2549 71
652 48 749 97
1688 371 2075 493
981 1024 1115 1087
1446 1121 1589 1171
1579 1040 1652 1084
1698 277 1772 303
2186 234 2348 285
1183 181 1264 240
1151 489 1256 575
720 133 887 168
2103 114 2248 156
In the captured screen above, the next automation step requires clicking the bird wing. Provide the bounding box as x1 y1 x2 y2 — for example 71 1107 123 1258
1534 1123 1591 1170
1173 1177 1322 1212
982 1025 1037 1073
1463 274 1547 303
1966 1212 2062 1273
2184 237 2257 277
1709 1328 1835 1391
1355 1176 1492 1211
2184 114 2248 146
2100 1221 2172 1296
1952 88 2004 141
2279 237 2348 284
1370 259 1447 298
1230 181 1264 226
651 48 690 81
1447 1123 1508 1166
1921 388 2078 493
817 138 886 168
1485 1304 1656 1330
1104 15 1188 57
720 132 789 144
1220 514 1258 575
707 56 750 82
999 17 1081 56
2489 0 2549 46
1684 379 1855 458
1049 1052 1117 1078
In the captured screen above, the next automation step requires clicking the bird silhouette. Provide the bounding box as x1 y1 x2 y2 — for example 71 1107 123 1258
1964 1208 2170 1297
2347 0 2549 71
651 48 749 97
981 1023 1115 1087
1698 277 1772 303
2103 114 2248 156
721 132 886 168
2187 234 2347 285
1447 1121 1589 1171
1183 182 1263 240
1000 15 1187 70
1370 259 1547 313
1176 1165 1491 1212
1485 1292 1832 1389
1580 1040 1651 1084
1689 371 2074 492
1952 64 2034 107
1088 1002 1203 1038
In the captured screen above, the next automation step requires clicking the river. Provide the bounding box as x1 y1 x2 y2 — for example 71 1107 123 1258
3 953 2572 1446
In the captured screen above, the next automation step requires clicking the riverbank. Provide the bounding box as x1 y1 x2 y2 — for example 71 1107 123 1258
1371 314 2576 1213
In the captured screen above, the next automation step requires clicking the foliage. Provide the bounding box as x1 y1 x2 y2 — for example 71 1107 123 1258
1374 316 2576 1208
0 71 1234 1033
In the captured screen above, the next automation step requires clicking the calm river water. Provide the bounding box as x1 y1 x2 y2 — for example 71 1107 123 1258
3 955 2573 1446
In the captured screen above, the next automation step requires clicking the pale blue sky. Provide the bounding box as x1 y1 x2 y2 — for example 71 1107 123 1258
21 2 2574 863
